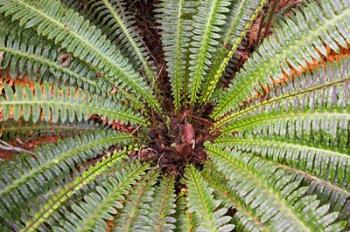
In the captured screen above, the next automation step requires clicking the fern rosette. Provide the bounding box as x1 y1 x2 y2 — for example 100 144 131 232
0 0 350 231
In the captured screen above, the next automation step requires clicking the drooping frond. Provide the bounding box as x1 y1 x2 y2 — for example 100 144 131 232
206 144 347 231
141 175 177 232
62 0 156 83
0 20 104 95
215 57 350 133
200 0 266 103
0 130 134 223
0 82 147 126
52 161 148 232
0 0 160 111
212 0 350 119
188 0 234 104
185 165 234 232
156 0 198 110
21 150 127 232
113 170 159 232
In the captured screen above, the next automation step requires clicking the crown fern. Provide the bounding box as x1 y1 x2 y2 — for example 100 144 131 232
0 0 350 231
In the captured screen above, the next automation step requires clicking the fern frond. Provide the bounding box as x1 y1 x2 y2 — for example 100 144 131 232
0 21 104 95
141 175 177 232
188 0 233 104
202 164 269 232
0 0 160 111
174 193 197 232
0 130 134 222
22 150 127 232
200 0 266 103
156 0 197 110
113 170 159 232
52 161 148 232
206 144 346 231
214 57 350 129
212 0 350 118
216 58 350 134
64 0 155 83
185 165 234 232
0 82 147 126
0 120 100 141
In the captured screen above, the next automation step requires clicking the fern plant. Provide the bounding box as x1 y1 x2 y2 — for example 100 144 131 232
0 0 350 231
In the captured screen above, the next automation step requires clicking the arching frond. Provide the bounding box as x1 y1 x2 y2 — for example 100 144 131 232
202 164 269 232
63 0 155 83
212 0 350 118
52 161 148 232
0 130 134 222
215 57 350 133
174 193 197 232
206 144 346 231
113 170 159 232
200 0 266 103
0 0 160 111
0 82 147 126
141 175 177 232
21 150 127 232
0 20 104 95
156 0 198 110
185 165 234 232
188 0 234 104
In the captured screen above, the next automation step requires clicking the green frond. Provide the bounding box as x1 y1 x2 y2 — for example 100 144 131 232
185 165 234 232
141 175 177 232
21 150 127 232
113 170 159 232
52 161 148 232
0 20 104 95
0 82 147 126
0 0 160 111
63 0 156 83
214 135 350 189
0 130 134 222
188 0 234 104
206 144 346 231
202 164 269 232
0 120 100 141
215 58 350 133
156 0 198 110
200 0 266 103
174 193 197 232
212 0 350 119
